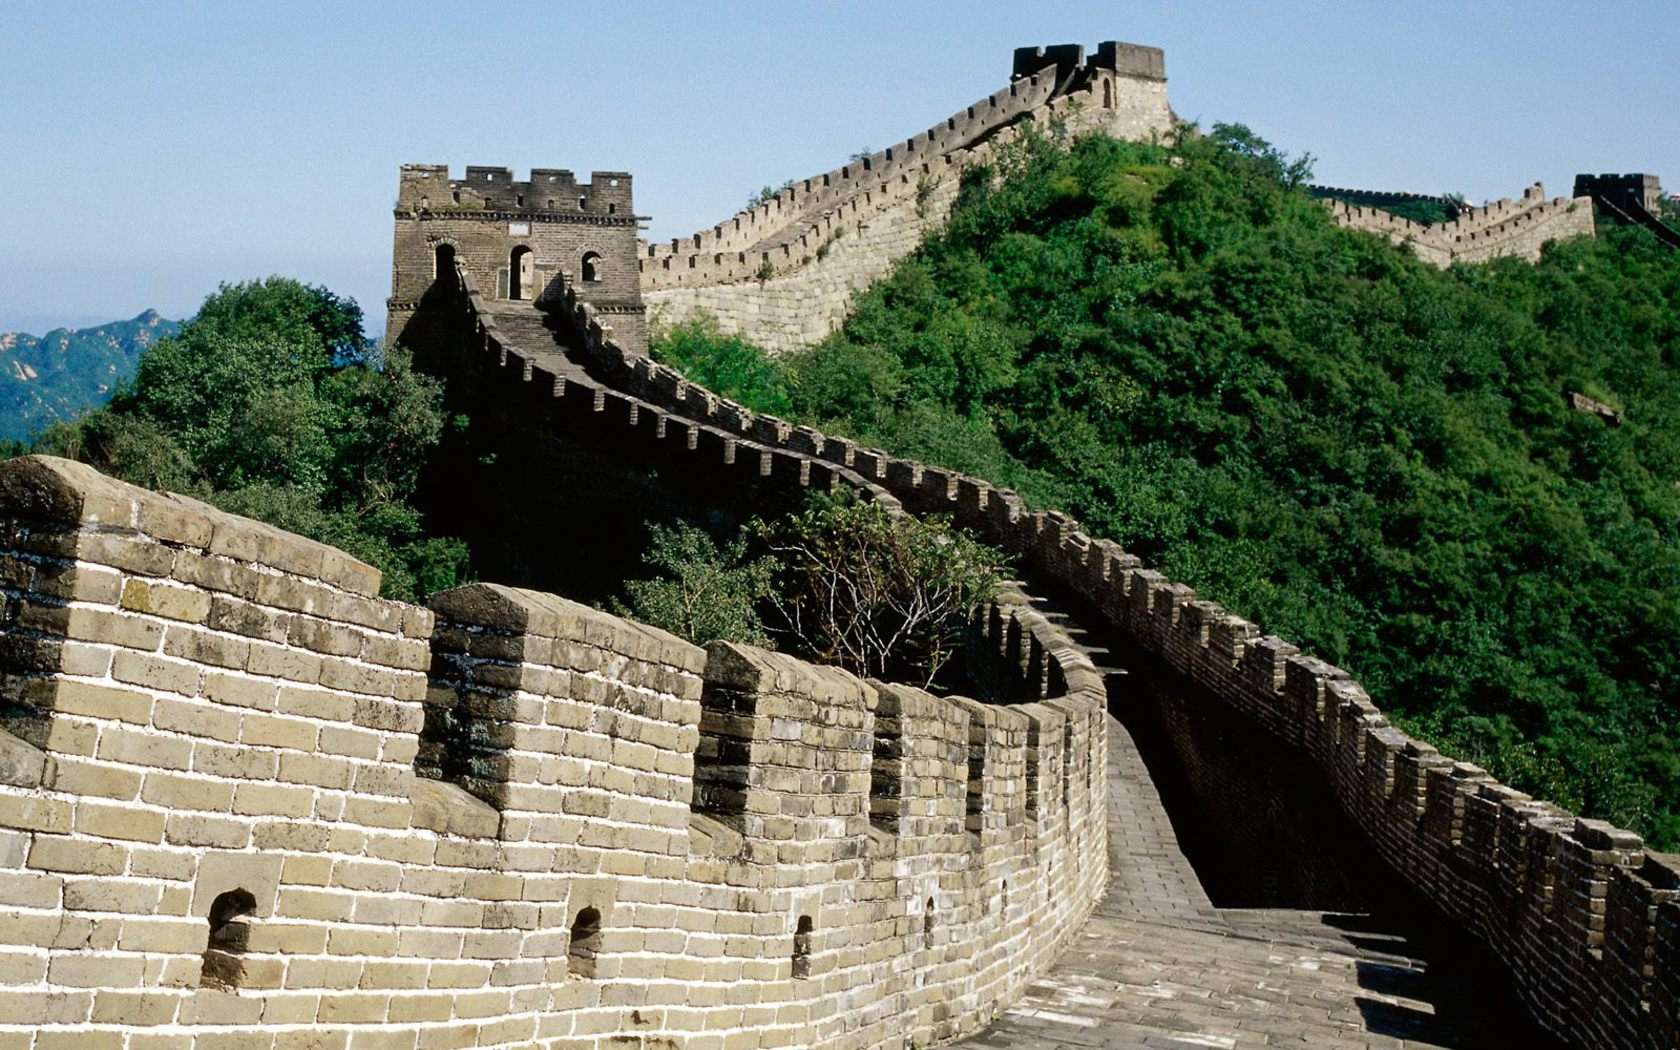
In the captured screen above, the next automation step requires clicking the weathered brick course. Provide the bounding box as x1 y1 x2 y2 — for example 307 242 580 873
0 456 1104 1049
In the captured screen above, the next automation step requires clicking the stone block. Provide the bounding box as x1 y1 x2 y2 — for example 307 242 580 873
119 579 211 624
206 671 281 712
0 729 46 788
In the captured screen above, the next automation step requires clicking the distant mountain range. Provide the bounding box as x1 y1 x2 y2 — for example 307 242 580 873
0 311 179 443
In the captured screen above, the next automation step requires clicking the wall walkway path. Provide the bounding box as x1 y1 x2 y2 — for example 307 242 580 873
959 597 1563 1050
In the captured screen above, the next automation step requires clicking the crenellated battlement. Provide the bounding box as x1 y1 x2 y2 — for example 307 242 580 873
1324 182 1595 265
0 452 1107 1048
397 164 637 219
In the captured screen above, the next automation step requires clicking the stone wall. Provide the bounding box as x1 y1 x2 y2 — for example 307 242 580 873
1325 182 1596 266
0 454 1107 1049
572 322 1680 1050
641 41 1176 354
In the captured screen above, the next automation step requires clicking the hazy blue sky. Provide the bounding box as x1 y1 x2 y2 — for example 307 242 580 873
2 0 1675 336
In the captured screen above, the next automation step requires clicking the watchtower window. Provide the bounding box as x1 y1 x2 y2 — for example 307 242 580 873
509 246 534 301
568 906 602 979
607 203 616 214
578 195 588 210
434 243 456 282
451 188 460 204
200 888 256 990
516 193 524 207
581 252 602 283
792 915 814 979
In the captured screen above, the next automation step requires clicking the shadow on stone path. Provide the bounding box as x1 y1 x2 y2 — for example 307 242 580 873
957 579 1565 1050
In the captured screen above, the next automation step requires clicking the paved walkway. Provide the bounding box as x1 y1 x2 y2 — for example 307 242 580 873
960 712 1562 1049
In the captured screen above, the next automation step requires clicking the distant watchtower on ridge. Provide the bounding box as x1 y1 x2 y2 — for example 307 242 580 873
386 165 647 354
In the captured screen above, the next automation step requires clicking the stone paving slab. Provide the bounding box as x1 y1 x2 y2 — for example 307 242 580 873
960 714 1563 1049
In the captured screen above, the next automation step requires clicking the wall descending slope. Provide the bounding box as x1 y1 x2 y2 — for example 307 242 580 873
565 305 1680 1050
640 41 1176 354
0 454 1107 1049
1324 182 1595 265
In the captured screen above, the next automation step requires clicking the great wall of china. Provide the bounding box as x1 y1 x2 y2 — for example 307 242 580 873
635 43 1175 355
0 36 1673 1050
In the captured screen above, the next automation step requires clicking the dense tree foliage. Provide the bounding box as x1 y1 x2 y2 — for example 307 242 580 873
654 126 1680 847
36 279 470 602
616 495 1005 689
755 493 1004 688
613 521 775 646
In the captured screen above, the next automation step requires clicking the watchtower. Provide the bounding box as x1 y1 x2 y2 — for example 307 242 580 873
1011 40 1167 90
1573 173 1665 215
386 164 647 354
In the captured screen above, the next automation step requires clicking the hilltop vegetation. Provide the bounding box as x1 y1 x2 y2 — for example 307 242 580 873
0 311 178 442
656 125 1680 848
35 279 470 602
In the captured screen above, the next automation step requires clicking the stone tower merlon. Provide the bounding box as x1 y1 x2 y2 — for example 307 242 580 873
1012 40 1167 88
388 163 647 354
395 164 636 216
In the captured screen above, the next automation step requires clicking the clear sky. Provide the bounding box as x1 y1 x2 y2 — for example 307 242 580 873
2 0 1675 336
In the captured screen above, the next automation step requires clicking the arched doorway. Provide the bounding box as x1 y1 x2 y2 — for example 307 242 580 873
581 251 602 283
509 245 534 300
434 243 456 283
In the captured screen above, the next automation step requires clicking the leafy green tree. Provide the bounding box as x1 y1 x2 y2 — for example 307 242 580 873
36 278 469 602
613 521 775 646
755 492 1006 688
651 316 791 415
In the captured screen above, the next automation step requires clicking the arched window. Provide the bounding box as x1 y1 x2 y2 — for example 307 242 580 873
792 915 814 979
434 243 456 283
509 245 534 301
200 888 256 990
581 252 602 283
568 906 602 979
923 897 936 950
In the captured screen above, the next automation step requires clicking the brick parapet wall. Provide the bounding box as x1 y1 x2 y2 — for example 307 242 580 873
0 454 1106 1048
1325 183 1596 266
566 314 1680 1049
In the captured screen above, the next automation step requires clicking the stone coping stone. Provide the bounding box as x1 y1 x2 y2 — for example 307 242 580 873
0 455 382 596
430 582 706 673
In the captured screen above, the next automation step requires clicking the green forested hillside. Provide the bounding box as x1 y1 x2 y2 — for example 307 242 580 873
657 127 1680 848
0 311 179 441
